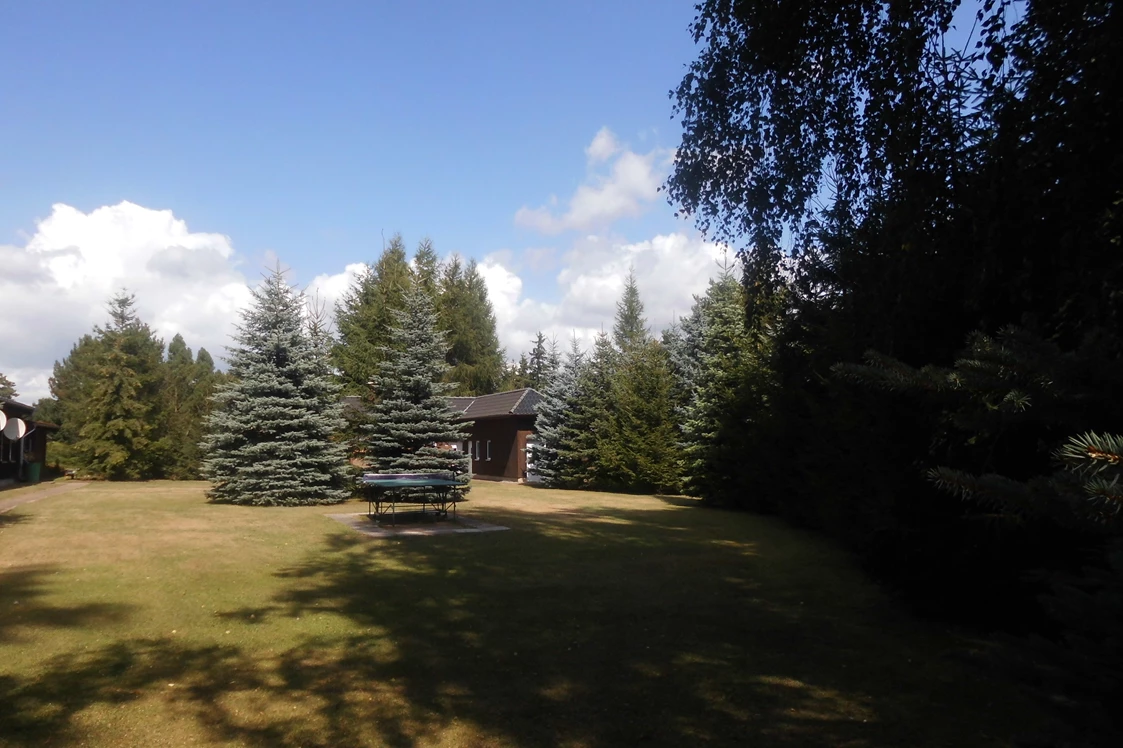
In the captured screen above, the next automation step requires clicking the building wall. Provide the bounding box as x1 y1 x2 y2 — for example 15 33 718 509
464 415 536 481
1 402 50 482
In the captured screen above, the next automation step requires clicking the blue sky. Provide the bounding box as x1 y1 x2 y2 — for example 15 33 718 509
1 1 728 401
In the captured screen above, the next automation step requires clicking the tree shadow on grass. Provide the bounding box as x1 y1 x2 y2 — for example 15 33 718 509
207 503 1044 747
0 637 256 746
0 504 1049 747
0 566 134 644
0 513 30 529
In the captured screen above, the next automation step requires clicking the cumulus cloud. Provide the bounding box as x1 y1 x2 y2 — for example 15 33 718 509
515 129 672 234
0 201 254 402
307 262 366 324
585 126 621 164
479 232 729 360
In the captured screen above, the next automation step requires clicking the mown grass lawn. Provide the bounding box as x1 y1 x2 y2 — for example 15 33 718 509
0 480 1050 747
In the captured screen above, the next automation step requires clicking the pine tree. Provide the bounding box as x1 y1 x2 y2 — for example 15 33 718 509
0 372 17 399
162 335 223 479
366 285 470 496
436 256 504 395
202 267 349 506
413 237 440 302
526 332 559 390
332 234 413 396
76 336 154 479
47 334 103 467
612 269 649 355
71 293 166 479
547 335 561 379
162 334 197 478
600 340 680 493
581 274 680 493
533 335 585 487
497 355 532 391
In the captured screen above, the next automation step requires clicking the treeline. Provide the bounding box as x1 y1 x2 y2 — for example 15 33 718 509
334 234 505 398
533 265 749 496
198 265 471 506
664 1 1122 742
39 293 225 479
38 234 507 480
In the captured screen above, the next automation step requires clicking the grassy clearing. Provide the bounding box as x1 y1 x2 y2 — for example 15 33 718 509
0 480 1049 746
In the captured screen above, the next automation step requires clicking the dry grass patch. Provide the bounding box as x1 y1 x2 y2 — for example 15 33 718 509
0 480 1051 746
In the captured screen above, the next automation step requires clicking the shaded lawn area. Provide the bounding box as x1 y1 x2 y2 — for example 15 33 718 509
0 480 1051 747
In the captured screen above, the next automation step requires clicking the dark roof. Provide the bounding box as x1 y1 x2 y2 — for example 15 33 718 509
1 399 34 417
451 388 543 420
0 399 55 430
448 397 476 413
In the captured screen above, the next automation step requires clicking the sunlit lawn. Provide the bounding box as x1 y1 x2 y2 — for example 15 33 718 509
0 480 1049 746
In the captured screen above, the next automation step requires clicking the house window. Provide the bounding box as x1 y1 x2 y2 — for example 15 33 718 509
474 440 480 461
486 440 492 461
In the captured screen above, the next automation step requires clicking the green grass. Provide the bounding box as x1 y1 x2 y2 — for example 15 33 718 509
0 480 1050 746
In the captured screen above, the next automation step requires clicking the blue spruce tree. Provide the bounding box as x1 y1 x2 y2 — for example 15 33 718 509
366 286 470 494
201 267 349 506
563 331 617 489
533 335 585 487
680 271 755 502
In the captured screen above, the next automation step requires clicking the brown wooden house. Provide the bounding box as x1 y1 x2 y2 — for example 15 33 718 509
448 388 543 482
1 399 58 486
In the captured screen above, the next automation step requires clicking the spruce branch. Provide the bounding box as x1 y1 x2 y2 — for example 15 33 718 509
1083 477 1123 521
927 466 1032 516
831 351 952 393
1057 432 1123 476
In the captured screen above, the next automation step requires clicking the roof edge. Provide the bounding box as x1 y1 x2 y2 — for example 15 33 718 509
510 388 530 415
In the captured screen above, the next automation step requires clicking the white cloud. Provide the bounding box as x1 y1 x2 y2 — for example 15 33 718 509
476 258 566 357
479 232 729 360
585 126 620 164
515 129 672 234
0 200 730 404
307 262 365 323
0 201 254 402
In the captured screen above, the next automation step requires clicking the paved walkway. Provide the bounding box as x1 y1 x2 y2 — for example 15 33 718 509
0 482 89 514
326 512 509 538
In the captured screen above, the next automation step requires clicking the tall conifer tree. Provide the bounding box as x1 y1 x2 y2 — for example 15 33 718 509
413 237 440 302
162 335 223 479
600 340 680 493
438 256 504 395
526 332 555 390
202 267 349 506
612 269 649 355
49 335 102 445
71 293 166 479
333 234 413 396
162 334 197 478
680 272 755 502
594 275 679 492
